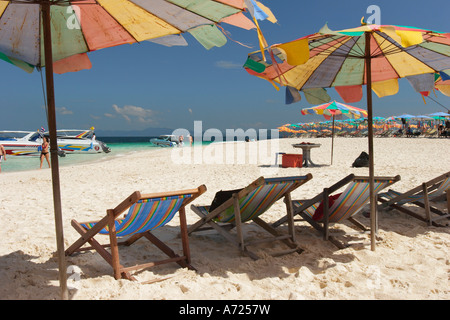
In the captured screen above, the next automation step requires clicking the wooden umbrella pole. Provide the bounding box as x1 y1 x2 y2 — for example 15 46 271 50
331 115 335 165
42 1 69 300
365 31 376 251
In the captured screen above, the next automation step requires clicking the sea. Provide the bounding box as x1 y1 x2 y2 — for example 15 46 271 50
1 136 206 173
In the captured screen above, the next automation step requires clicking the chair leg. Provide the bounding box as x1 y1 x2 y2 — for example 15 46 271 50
233 194 245 252
323 188 330 241
107 210 124 280
65 216 109 256
285 193 295 243
447 189 450 215
178 207 191 265
422 183 432 226
143 231 195 270
68 219 133 280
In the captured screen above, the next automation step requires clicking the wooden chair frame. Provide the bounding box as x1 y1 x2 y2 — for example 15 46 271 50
273 174 401 249
65 185 206 281
378 171 450 227
187 175 312 260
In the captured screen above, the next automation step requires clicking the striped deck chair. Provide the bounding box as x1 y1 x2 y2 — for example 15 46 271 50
65 185 206 281
272 174 400 249
187 175 312 260
378 171 450 227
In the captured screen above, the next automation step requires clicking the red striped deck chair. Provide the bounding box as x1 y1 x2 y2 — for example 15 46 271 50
378 171 450 227
65 185 206 281
187 175 312 260
272 174 400 249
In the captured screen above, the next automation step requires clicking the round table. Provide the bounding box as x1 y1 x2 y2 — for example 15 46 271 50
292 143 321 167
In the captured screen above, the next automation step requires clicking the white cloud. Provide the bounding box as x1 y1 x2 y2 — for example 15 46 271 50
112 104 155 124
56 106 73 115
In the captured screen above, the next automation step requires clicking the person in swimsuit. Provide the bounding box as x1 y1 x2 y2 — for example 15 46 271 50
0 144 6 173
40 137 51 169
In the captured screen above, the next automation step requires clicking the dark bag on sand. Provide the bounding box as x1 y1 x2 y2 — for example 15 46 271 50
209 188 243 212
352 152 369 168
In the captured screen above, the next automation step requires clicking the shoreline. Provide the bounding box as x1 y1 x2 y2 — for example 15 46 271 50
0 137 449 300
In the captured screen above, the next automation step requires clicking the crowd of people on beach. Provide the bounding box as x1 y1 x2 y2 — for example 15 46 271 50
438 120 450 137
281 118 450 139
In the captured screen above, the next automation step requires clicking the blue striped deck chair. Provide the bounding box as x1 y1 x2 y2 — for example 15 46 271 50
378 171 450 227
272 174 400 249
187 175 312 260
65 185 206 281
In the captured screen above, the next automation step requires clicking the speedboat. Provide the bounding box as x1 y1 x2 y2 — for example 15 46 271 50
51 129 111 154
150 135 180 147
0 128 111 156
0 131 43 156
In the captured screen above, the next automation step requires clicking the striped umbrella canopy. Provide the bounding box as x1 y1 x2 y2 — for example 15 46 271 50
0 0 275 299
421 72 450 98
385 116 397 122
428 111 450 117
413 115 433 120
0 0 268 73
395 114 415 119
244 23 450 103
244 22 450 251
301 100 367 165
435 76 450 96
301 100 367 120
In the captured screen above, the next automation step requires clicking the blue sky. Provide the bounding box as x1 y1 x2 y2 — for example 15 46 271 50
1 0 449 133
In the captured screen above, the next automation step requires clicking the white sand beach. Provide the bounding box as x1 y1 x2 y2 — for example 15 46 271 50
0 137 449 300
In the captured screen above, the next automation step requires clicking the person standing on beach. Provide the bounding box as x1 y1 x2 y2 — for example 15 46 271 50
40 137 51 169
179 135 184 146
0 144 6 173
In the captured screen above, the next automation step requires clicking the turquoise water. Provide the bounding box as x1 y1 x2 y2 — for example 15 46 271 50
1 137 198 173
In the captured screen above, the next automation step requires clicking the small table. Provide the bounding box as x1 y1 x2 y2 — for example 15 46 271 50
292 143 321 167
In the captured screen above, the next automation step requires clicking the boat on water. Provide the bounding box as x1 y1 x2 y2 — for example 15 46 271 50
51 129 111 154
149 135 181 147
0 131 43 156
0 129 110 156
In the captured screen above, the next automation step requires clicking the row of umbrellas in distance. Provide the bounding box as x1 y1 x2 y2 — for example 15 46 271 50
279 111 450 135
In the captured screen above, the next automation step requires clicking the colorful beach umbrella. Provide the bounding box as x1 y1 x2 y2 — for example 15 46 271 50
301 101 367 165
244 22 450 251
301 101 367 120
413 115 433 120
428 112 450 118
0 0 275 299
0 0 267 73
420 72 450 99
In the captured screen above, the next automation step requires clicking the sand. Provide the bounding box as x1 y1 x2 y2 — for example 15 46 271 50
0 137 448 300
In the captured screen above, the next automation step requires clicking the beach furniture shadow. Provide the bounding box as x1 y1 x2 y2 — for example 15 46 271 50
0 250 63 299
187 175 312 260
65 185 206 282
272 174 400 249
378 171 450 227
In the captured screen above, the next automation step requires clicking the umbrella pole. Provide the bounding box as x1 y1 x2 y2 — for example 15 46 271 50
331 115 335 165
42 1 69 300
365 31 376 251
